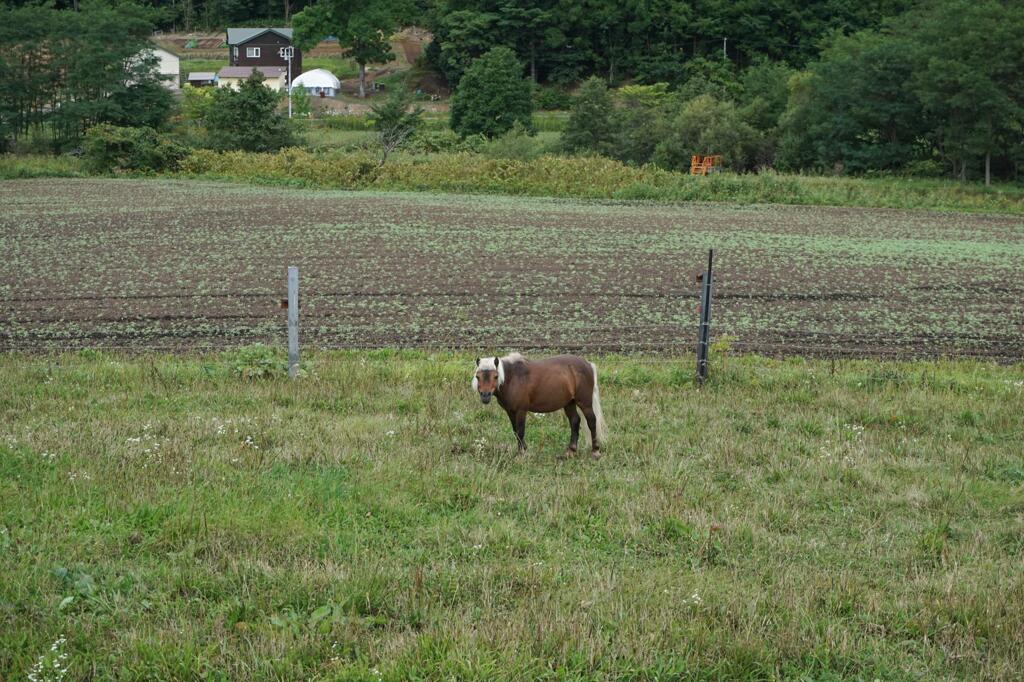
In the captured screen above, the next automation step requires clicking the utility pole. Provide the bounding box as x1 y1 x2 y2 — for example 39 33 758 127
279 46 294 119
723 37 728 59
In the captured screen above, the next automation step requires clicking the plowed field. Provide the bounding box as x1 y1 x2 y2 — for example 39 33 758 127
2 178 1022 359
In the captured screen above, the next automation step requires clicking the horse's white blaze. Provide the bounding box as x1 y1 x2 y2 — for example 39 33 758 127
474 356 506 388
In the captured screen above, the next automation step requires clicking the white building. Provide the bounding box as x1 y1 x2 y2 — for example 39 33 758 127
132 46 181 90
291 69 341 97
150 47 180 91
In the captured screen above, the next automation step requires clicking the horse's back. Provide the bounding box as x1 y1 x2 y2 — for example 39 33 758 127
525 355 595 408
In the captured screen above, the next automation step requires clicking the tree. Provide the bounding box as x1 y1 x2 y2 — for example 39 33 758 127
902 0 1024 183
449 47 533 138
775 30 926 174
652 95 761 172
561 76 615 155
0 3 171 151
293 0 405 98
369 86 423 165
205 72 295 152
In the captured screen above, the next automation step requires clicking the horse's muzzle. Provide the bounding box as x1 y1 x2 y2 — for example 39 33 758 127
479 392 492 404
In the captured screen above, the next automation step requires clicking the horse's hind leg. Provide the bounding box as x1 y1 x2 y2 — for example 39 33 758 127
559 402 581 459
580 405 601 459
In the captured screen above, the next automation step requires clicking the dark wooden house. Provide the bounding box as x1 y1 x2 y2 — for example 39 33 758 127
225 28 303 82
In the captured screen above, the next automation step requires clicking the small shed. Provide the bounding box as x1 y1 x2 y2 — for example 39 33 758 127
187 72 217 87
291 69 341 97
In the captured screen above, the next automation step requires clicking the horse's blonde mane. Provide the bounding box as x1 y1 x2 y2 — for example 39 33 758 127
473 353 524 390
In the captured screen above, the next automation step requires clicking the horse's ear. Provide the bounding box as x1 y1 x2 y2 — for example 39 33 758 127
494 356 500 369
475 357 480 367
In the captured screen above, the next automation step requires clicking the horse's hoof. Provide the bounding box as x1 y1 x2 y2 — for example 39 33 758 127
590 450 602 461
558 448 577 460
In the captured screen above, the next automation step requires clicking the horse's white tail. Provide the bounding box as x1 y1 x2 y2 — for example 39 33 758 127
590 362 607 444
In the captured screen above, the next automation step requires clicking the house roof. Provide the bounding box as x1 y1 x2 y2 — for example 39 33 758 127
187 72 217 81
217 65 286 79
226 28 293 45
292 68 341 89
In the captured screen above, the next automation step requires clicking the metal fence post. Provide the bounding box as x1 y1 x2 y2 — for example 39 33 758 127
287 266 299 378
696 249 714 385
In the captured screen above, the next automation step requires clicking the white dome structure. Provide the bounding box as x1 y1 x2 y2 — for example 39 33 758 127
291 69 341 97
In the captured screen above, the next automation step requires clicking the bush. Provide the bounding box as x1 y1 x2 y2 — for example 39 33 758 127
406 129 483 154
205 72 295 152
534 87 574 110
81 124 187 173
480 121 546 161
320 115 376 130
227 344 287 379
450 47 534 138
652 95 763 172
562 77 616 156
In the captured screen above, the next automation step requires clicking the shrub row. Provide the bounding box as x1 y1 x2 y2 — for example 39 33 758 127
178 148 1024 213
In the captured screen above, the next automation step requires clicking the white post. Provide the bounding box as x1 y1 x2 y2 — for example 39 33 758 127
280 46 294 119
287 266 299 378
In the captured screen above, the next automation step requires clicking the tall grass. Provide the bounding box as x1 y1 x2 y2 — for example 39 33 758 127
0 154 85 179
1 351 1022 679
6 148 1024 214
179 148 1024 213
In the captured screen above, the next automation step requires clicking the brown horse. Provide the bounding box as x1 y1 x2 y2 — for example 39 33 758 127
473 353 606 458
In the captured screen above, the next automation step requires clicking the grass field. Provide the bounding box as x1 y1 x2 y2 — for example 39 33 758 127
1 351 1022 679
2 178 1022 359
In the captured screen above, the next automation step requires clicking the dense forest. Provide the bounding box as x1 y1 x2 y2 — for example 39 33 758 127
0 0 1021 182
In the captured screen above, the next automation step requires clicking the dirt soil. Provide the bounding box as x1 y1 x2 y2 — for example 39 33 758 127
2 179 1022 360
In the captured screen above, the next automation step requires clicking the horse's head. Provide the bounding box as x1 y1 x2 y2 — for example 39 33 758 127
473 356 502 404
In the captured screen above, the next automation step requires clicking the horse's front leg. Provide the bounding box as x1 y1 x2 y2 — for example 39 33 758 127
506 409 527 452
514 410 528 453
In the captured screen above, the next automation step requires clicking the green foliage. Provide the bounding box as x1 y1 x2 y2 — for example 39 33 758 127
319 115 377 131
205 73 295 152
176 147 1024 213
450 47 534 138
369 87 424 136
292 0 403 97
739 59 795 133
0 154 84 179
370 86 425 163
777 31 926 174
653 95 764 172
533 87 573 111
180 85 216 125
0 3 170 150
479 121 545 161
676 57 741 102
81 124 187 174
406 129 483 154
616 83 671 109
290 87 312 120
426 0 911 88
561 77 616 156
227 344 288 379
777 1 1024 180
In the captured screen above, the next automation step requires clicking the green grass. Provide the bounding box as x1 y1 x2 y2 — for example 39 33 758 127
179 57 227 78
0 153 85 178
303 55 360 80
1 351 1022 679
